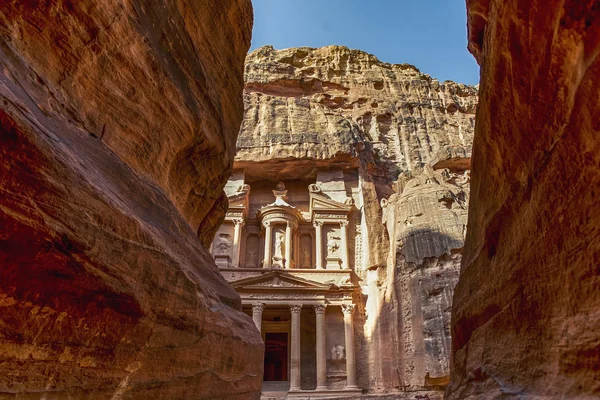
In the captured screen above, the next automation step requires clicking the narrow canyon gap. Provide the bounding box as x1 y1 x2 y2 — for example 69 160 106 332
0 1 263 399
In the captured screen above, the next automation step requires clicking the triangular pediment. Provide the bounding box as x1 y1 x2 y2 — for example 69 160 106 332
310 195 352 215
231 271 331 290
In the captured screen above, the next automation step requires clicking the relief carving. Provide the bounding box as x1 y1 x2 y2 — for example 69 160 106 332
215 233 232 255
327 231 340 256
330 345 346 361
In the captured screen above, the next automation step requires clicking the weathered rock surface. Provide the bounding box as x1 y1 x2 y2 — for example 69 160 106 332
238 46 478 394
238 45 477 181
448 1 600 399
0 1 262 399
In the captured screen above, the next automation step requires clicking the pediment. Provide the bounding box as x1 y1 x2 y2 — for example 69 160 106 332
231 271 332 291
309 195 352 214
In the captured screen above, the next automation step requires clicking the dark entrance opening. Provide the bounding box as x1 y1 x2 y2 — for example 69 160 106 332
263 332 288 381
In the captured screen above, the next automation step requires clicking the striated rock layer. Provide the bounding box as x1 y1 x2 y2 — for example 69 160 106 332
238 46 478 394
0 1 263 399
448 1 600 399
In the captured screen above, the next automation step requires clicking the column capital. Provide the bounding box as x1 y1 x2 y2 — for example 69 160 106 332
232 218 245 226
342 304 355 315
313 220 323 228
290 304 303 314
263 220 272 228
252 303 265 313
339 220 349 228
314 304 327 314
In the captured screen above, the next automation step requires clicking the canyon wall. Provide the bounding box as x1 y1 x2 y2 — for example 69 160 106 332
238 46 478 393
448 1 600 399
0 1 263 399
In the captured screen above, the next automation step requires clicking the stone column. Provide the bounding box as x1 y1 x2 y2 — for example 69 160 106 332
285 222 292 268
342 304 358 389
314 221 323 269
263 221 272 267
252 303 264 332
290 304 302 391
340 220 350 270
232 219 243 268
315 304 328 390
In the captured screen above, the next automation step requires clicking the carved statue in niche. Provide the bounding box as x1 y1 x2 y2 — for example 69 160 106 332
245 234 259 268
215 233 232 255
301 246 310 267
326 231 340 256
300 235 312 267
274 229 285 258
330 345 345 360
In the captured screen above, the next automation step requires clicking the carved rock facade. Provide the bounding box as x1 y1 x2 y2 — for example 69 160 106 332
0 1 263 399
214 45 478 397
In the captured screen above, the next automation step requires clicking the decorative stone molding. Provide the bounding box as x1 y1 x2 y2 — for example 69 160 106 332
314 304 327 314
290 304 303 313
342 304 355 315
314 213 348 221
252 303 265 313
226 211 244 219
308 184 322 193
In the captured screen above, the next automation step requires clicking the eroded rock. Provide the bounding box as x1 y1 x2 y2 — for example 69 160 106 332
0 1 262 399
448 1 600 398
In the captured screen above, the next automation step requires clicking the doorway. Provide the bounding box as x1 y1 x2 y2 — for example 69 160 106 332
263 332 288 381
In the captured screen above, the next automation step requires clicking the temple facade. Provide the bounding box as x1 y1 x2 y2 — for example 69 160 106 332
211 169 364 397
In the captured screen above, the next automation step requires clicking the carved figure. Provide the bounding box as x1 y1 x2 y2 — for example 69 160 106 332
248 249 257 264
215 233 232 255
275 181 286 191
301 246 310 266
274 230 285 258
326 231 340 255
330 345 345 360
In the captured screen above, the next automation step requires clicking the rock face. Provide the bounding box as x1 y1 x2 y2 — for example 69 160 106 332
448 1 600 399
0 1 263 399
238 46 478 394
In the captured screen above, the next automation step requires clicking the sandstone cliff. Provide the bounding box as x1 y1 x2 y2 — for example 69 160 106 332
0 1 262 399
238 46 478 393
448 1 600 399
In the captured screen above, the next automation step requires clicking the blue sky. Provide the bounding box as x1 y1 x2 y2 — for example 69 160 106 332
250 0 480 85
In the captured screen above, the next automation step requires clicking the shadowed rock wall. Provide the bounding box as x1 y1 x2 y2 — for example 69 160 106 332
448 1 600 398
0 1 263 399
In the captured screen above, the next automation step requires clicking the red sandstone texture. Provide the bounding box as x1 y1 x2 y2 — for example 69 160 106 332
0 1 262 399
448 1 600 398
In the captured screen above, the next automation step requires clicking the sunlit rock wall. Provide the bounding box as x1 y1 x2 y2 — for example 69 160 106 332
238 45 478 393
0 1 263 399
448 1 600 399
